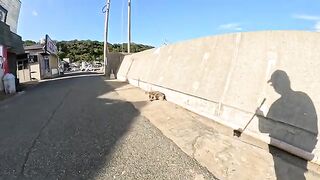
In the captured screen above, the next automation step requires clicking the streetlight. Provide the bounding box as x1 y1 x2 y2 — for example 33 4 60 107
103 0 111 76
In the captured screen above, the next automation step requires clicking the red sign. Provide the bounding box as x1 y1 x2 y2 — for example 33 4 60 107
0 45 8 74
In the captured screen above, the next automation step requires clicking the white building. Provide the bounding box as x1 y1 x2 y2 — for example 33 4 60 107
0 0 24 88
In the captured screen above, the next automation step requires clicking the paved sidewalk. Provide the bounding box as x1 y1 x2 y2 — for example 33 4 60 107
108 80 320 180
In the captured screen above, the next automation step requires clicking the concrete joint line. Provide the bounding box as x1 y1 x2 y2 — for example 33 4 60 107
125 58 134 80
217 33 242 116
19 89 72 177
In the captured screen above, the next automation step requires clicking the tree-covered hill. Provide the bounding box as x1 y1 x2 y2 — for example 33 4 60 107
23 40 154 62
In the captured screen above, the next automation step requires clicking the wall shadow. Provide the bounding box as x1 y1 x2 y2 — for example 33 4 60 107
257 70 318 180
106 53 126 78
0 74 147 179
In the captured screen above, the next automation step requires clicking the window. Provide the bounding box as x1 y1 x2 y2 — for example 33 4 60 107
0 5 8 23
17 60 28 70
44 56 50 72
29 55 38 63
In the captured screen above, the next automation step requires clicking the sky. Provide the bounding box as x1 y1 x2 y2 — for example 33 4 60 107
18 0 320 47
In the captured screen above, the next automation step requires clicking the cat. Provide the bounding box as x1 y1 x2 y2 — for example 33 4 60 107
145 91 166 101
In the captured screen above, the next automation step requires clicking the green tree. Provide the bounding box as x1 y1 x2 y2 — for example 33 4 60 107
42 40 154 62
23 40 37 46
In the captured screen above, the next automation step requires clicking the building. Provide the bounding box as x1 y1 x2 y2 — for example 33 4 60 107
23 35 60 80
0 0 24 86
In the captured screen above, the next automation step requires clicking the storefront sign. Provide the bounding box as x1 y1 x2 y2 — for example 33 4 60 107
0 5 7 23
45 35 57 55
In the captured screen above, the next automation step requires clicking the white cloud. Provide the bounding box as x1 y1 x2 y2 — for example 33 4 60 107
292 14 320 32
218 23 242 31
292 14 320 21
315 22 320 32
32 10 38 16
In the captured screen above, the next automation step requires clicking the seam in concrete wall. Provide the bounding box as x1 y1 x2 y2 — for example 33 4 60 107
126 57 134 79
217 33 242 116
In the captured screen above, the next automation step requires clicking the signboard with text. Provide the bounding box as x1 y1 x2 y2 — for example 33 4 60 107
44 35 57 55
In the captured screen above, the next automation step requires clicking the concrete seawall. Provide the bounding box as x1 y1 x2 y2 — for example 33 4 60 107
117 31 320 165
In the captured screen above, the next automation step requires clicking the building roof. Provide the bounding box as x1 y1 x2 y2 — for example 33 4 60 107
24 44 44 51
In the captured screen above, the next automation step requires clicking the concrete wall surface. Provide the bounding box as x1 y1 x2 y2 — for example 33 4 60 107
117 31 320 165
0 0 21 33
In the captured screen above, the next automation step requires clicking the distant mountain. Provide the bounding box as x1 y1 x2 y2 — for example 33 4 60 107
23 40 154 62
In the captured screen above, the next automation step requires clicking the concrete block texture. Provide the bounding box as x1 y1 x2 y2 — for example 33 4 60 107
0 0 21 33
117 31 320 165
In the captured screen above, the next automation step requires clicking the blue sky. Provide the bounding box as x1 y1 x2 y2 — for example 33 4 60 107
18 0 320 47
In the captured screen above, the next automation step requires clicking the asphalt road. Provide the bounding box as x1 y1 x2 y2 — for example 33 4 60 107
0 73 216 180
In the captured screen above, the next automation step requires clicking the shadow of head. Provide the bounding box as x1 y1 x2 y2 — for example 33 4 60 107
267 70 291 95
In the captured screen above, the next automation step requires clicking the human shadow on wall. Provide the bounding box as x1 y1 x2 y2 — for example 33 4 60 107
257 70 318 180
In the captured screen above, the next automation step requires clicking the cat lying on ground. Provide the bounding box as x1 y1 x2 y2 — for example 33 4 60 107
145 91 166 101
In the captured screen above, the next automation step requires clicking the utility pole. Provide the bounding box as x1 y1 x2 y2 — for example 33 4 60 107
128 0 131 53
103 0 111 76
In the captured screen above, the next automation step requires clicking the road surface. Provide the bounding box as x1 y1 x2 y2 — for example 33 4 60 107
0 73 216 180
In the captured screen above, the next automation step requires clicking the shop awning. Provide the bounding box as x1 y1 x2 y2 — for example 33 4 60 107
0 21 24 54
